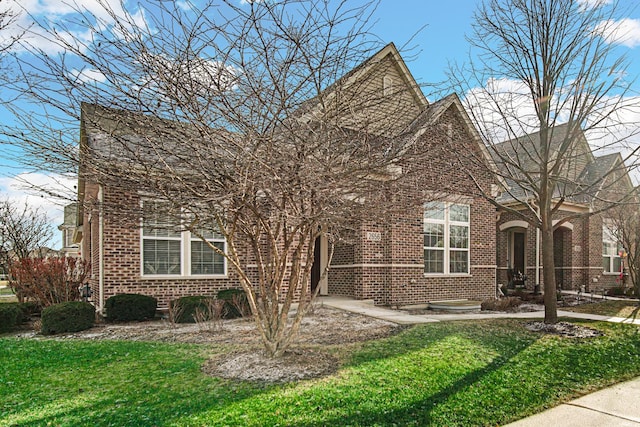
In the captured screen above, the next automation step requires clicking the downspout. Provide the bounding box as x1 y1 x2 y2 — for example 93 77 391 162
536 206 541 289
98 185 105 313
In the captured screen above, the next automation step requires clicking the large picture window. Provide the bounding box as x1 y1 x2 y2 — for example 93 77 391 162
142 201 226 276
424 201 470 274
602 222 622 274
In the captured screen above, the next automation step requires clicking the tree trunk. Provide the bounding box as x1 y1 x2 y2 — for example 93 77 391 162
540 208 558 324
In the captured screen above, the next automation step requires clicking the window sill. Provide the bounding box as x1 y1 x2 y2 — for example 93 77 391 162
140 275 228 280
602 272 623 276
423 273 472 278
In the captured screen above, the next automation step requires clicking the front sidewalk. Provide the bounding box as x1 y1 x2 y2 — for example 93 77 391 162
317 295 640 325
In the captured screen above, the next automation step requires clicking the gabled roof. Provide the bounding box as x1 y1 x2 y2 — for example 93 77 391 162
493 124 633 206
321 42 429 109
492 123 594 176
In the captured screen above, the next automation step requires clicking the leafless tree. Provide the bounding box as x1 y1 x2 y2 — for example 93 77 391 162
5 0 443 357
0 199 54 274
448 0 640 323
608 197 640 299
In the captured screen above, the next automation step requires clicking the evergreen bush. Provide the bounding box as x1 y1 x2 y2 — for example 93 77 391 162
41 301 95 335
0 303 22 332
104 294 157 322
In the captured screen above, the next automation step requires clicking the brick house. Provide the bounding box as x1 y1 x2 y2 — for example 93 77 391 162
494 124 635 292
75 43 500 311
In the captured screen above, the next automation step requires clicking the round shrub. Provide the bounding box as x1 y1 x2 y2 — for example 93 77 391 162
105 293 157 322
217 288 250 319
170 296 217 323
41 301 95 335
0 303 22 333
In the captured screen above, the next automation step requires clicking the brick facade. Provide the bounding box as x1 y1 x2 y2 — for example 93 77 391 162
76 43 508 310
496 206 623 293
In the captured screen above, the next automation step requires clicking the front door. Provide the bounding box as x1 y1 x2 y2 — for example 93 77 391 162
310 235 329 295
512 231 525 274
311 237 321 293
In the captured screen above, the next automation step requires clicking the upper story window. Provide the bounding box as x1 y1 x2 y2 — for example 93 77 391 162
383 75 393 97
602 222 622 274
141 201 226 277
424 201 470 275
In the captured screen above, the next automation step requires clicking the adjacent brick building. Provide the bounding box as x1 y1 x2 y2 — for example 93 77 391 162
494 125 635 292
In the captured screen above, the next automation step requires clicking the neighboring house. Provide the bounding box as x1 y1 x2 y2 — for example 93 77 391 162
58 203 80 258
76 43 499 310
494 124 635 291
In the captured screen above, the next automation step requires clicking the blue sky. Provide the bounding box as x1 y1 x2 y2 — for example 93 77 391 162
0 0 639 248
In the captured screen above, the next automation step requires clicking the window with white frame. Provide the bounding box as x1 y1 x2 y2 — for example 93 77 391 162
602 222 622 274
423 201 470 274
141 201 226 276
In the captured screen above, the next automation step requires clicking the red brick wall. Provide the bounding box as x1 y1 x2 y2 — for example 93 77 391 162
326 104 498 306
496 208 607 292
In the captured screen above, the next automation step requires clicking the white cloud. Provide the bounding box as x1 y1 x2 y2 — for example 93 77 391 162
3 0 149 55
596 18 640 48
0 172 77 249
70 68 107 84
141 53 239 96
576 0 613 9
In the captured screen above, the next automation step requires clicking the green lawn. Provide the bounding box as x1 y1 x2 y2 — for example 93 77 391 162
563 300 640 319
2 319 640 426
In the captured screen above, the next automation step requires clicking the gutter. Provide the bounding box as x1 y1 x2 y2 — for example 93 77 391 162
98 184 105 313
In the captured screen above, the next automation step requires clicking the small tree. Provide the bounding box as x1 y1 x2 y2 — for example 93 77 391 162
9 256 89 307
0 199 54 276
609 200 640 300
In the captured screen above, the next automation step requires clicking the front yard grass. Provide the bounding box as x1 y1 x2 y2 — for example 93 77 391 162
2 319 640 426
563 300 640 319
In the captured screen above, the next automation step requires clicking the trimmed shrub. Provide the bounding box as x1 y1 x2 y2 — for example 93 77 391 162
41 301 95 335
170 296 218 324
104 294 157 322
217 288 250 319
0 303 22 332
481 297 522 312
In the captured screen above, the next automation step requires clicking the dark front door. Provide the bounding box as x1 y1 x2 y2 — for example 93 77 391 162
513 232 525 274
310 237 321 293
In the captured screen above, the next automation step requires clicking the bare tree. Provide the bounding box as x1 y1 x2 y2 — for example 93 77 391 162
609 197 640 299
0 199 54 275
5 0 443 357
448 0 640 323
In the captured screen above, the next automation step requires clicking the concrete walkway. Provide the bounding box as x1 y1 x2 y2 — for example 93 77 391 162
318 295 640 325
317 295 640 426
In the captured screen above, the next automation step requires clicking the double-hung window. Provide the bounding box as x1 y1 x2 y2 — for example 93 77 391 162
190 229 225 275
602 222 622 274
423 201 470 274
141 201 226 276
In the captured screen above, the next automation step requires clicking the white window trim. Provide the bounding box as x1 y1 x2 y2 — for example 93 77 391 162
140 201 227 279
602 222 621 276
423 202 471 276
